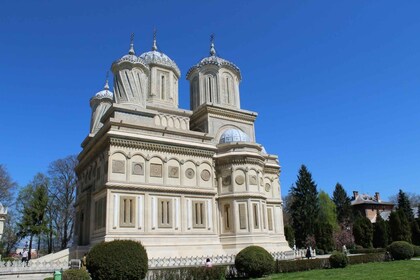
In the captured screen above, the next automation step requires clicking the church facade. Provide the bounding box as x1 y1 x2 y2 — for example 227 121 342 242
74 35 290 258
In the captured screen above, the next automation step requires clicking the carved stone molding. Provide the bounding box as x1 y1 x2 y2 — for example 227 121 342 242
249 175 257 185
150 164 163 177
112 160 125 174
235 175 245 185
132 162 144 175
185 168 195 179
200 170 211 181
168 166 179 178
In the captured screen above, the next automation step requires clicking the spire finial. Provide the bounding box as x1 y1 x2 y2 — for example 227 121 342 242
210 33 216 56
104 71 110 90
129 33 135 55
152 27 158 51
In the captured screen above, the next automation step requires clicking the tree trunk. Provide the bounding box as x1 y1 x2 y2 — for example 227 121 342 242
28 234 33 261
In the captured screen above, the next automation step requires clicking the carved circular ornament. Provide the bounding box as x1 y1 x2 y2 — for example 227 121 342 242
222 176 231 186
265 183 271 192
201 169 211 181
185 168 195 179
235 175 245 185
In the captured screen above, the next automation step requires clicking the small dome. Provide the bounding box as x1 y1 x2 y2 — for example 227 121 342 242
139 51 180 77
90 80 113 106
219 129 250 144
186 39 241 80
112 37 149 69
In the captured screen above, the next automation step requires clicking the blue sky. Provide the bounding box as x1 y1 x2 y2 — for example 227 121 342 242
1 0 419 201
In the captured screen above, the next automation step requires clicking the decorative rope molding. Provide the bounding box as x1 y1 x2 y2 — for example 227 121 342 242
110 138 215 158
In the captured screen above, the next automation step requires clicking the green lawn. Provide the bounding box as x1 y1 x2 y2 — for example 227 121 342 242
268 260 420 280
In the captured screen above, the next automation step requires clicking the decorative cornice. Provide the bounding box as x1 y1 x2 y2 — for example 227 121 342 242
110 137 215 158
106 182 217 196
217 192 267 200
216 157 265 168
191 104 257 124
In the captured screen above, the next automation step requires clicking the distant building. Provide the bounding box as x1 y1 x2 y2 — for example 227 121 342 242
351 191 394 223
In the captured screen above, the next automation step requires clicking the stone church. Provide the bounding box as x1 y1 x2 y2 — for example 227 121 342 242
74 35 290 258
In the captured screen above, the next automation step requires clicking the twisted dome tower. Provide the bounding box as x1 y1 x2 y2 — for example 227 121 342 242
90 76 113 134
111 34 149 108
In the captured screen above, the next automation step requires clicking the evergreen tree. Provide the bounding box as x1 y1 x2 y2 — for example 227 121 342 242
389 210 411 243
284 225 295 248
411 220 420 245
353 216 373 248
17 173 49 260
332 183 352 224
289 165 319 248
373 214 388 248
314 221 334 252
397 189 414 222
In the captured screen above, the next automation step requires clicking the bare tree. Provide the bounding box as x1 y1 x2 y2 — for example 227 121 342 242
0 164 16 207
48 155 77 250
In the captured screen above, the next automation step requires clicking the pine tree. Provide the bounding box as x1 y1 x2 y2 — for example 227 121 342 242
397 189 414 222
332 183 352 224
373 214 388 248
17 173 49 260
290 165 319 248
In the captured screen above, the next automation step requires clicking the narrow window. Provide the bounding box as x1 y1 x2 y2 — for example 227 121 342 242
161 76 165 99
253 204 259 229
226 77 230 104
119 196 135 228
224 204 230 230
193 201 206 228
158 198 172 228
267 208 273 231
208 76 212 102
239 204 247 229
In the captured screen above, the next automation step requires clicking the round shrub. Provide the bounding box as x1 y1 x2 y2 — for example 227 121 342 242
329 251 348 268
87 240 148 280
413 245 420 257
387 241 414 260
63 269 90 280
235 246 274 278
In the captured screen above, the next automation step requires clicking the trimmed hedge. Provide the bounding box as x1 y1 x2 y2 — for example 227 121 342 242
348 248 385 254
87 240 148 280
275 258 330 273
329 252 348 268
348 253 386 264
62 269 90 280
148 266 227 280
387 241 414 260
235 246 274 278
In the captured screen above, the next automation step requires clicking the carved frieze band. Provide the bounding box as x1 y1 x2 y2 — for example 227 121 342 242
110 138 214 157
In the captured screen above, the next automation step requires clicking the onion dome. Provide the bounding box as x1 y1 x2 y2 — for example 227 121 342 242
219 128 250 144
186 37 241 80
90 78 113 107
139 33 180 78
111 34 148 69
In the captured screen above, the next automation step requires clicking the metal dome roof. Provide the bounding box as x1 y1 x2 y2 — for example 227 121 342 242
186 40 241 80
219 128 250 144
90 80 113 106
139 50 180 77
